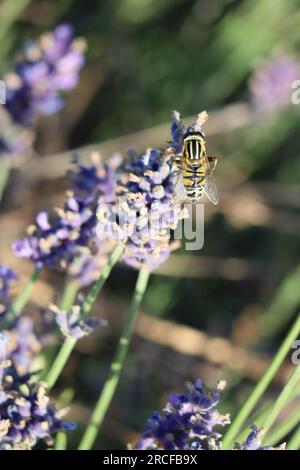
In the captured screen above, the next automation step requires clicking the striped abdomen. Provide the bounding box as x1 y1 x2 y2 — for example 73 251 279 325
182 166 205 202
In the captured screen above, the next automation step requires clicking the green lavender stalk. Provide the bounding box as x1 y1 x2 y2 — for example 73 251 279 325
222 313 300 449
78 268 150 450
5 266 41 325
45 336 76 390
0 0 31 71
40 281 79 382
0 156 10 202
287 423 300 450
263 364 300 435
54 432 67 450
265 407 300 447
0 0 31 45
59 281 79 311
235 379 300 445
45 243 124 390
54 388 75 451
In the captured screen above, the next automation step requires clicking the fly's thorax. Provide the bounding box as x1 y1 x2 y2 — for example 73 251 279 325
182 132 206 162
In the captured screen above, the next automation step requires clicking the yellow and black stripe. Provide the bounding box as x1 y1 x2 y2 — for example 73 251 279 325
174 131 210 202
183 165 205 202
183 133 204 161
186 139 201 160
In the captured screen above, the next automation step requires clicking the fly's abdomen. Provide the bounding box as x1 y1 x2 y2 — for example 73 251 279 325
183 167 205 202
185 186 203 202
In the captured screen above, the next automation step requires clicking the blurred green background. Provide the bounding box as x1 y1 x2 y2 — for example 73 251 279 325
1 0 300 449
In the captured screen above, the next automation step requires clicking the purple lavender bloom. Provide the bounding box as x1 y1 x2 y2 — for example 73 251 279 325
12 207 81 270
5 24 86 127
249 54 300 114
0 265 17 319
97 148 184 271
69 152 122 204
67 243 114 287
0 131 33 160
13 153 120 283
234 424 286 450
171 110 185 154
133 379 230 450
0 265 17 302
48 303 107 339
0 108 34 161
5 317 42 374
0 361 75 449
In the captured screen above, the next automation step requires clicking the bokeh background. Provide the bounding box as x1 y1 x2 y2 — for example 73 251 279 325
1 0 300 449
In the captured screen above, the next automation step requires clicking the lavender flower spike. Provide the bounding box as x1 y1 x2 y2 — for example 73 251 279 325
13 153 121 286
49 303 107 339
249 54 300 114
234 424 286 450
0 361 75 449
5 316 43 374
97 148 185 271
0 265 17 319
133 379 230 450
5 24 86 127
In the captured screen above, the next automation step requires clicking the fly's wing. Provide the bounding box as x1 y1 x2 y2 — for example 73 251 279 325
208 156 218 173
173 170 187 203
203 174 219 205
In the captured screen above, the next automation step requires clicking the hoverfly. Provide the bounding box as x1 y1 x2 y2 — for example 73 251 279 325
172 111 219 205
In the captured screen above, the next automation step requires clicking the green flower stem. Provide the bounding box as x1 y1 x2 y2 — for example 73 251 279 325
235 379 300 445
78 267 150 450
59 281 79 311
0 0 31 45
287 422 300 450
45 336 77 390
222 313 300 449
263 364 300 435
45 243 124 390
0 155 10 202
53 387 75 450
5 266 41 324
40 282 78 382
265 407 300 447
80 243 125 318
54 432 68 450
